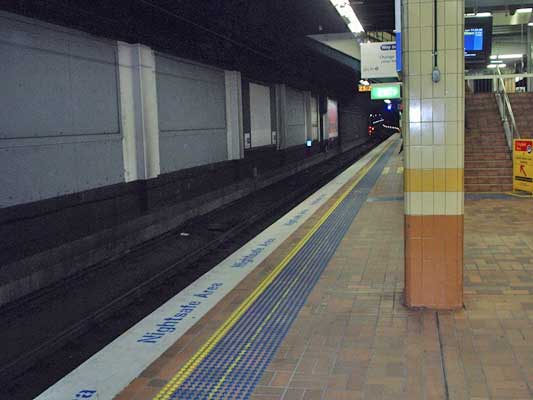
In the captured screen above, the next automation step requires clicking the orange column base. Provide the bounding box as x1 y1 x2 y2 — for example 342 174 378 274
404 215 464 310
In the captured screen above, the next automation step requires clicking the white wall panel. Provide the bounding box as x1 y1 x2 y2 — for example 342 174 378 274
285 87 306 147
155 54 228 172
249 83 272 147
310 95 319 141
0 12 123 207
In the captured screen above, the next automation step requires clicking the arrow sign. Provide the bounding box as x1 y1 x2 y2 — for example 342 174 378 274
520 165 527 176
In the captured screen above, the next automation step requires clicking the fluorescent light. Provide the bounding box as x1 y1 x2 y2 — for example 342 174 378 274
490 55 497 60
491 60 503 64
465 12 492 17
487 64 506 69
529 22 533 26
384 99 391 104
498 54 523 59
359 79 370 86
516 8 533 13
330 0 364 33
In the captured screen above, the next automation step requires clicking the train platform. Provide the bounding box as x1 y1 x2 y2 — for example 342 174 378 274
36 134 533 400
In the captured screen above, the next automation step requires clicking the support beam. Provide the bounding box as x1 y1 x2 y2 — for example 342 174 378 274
225 71 244 160
276 84 288 150
118 42 160 182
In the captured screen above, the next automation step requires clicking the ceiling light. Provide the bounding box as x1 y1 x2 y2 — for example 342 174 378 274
498 54 523 59
490 60 503 64
465 12 492 17
384 99 391 104
329 0 364 33
529 22 533 26
490 55 497 59
487 64 506 69
516 8 533 13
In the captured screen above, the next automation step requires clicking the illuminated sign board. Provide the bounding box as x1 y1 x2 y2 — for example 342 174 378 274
358 85 372 92
371 85 401 100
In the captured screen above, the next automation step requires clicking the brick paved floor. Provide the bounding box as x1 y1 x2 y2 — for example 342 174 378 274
250 147 533 400
116 144 533 400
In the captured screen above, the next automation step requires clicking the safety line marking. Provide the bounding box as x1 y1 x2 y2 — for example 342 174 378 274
33 136 398 400
153 139 396 400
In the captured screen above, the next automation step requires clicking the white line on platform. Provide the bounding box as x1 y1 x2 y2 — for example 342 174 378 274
35 135 396 400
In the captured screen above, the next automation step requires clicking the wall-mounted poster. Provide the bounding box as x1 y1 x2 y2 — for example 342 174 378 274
327 99 338 139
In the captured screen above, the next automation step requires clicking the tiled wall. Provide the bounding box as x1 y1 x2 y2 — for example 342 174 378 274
402 0 465 309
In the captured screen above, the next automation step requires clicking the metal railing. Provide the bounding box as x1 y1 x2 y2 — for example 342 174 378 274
494 68 520 150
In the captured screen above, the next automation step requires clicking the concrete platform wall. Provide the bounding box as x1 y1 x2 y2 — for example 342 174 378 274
0 11 376 307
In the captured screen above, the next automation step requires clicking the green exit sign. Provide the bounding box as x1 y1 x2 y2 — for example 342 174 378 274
371 85 401 100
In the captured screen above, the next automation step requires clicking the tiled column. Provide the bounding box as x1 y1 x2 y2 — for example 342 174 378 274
403 0 464 309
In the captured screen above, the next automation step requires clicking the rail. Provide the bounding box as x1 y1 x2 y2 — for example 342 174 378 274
465 71 525 150
494 68 520 150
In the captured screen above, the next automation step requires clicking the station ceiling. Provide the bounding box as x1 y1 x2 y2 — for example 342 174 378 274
350 0 533 32
1 0 359 98
466 0 533 11
350 0 395 32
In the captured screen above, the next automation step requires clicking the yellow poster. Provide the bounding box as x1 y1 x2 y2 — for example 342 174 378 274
513 139 533 193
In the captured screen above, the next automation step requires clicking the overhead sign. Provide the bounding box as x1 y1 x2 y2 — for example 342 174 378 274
361 41 397 79
358 85 372 92
371 84 401 100
513 139 533 193
395 0 402 72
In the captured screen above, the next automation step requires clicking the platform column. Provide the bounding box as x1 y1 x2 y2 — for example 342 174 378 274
117 42 161 182
402 0 464 309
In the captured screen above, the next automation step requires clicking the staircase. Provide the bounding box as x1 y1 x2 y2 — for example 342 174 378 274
508 93 533 139
465 93 513 192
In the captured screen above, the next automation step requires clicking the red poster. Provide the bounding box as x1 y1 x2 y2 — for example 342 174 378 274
515 140 533 152
327 99 338 139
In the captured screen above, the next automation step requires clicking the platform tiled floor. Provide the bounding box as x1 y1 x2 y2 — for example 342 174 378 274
116 144 533 400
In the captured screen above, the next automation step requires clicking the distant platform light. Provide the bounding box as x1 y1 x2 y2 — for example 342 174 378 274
306 139 313 147
498 54 523 60
465 12 492 17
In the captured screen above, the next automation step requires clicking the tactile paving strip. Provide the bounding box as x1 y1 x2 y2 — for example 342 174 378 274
162 142 397 400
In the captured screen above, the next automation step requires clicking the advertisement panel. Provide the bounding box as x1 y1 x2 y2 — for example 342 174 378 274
327 99 338 139
513 139 533 193
361 42 397 79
